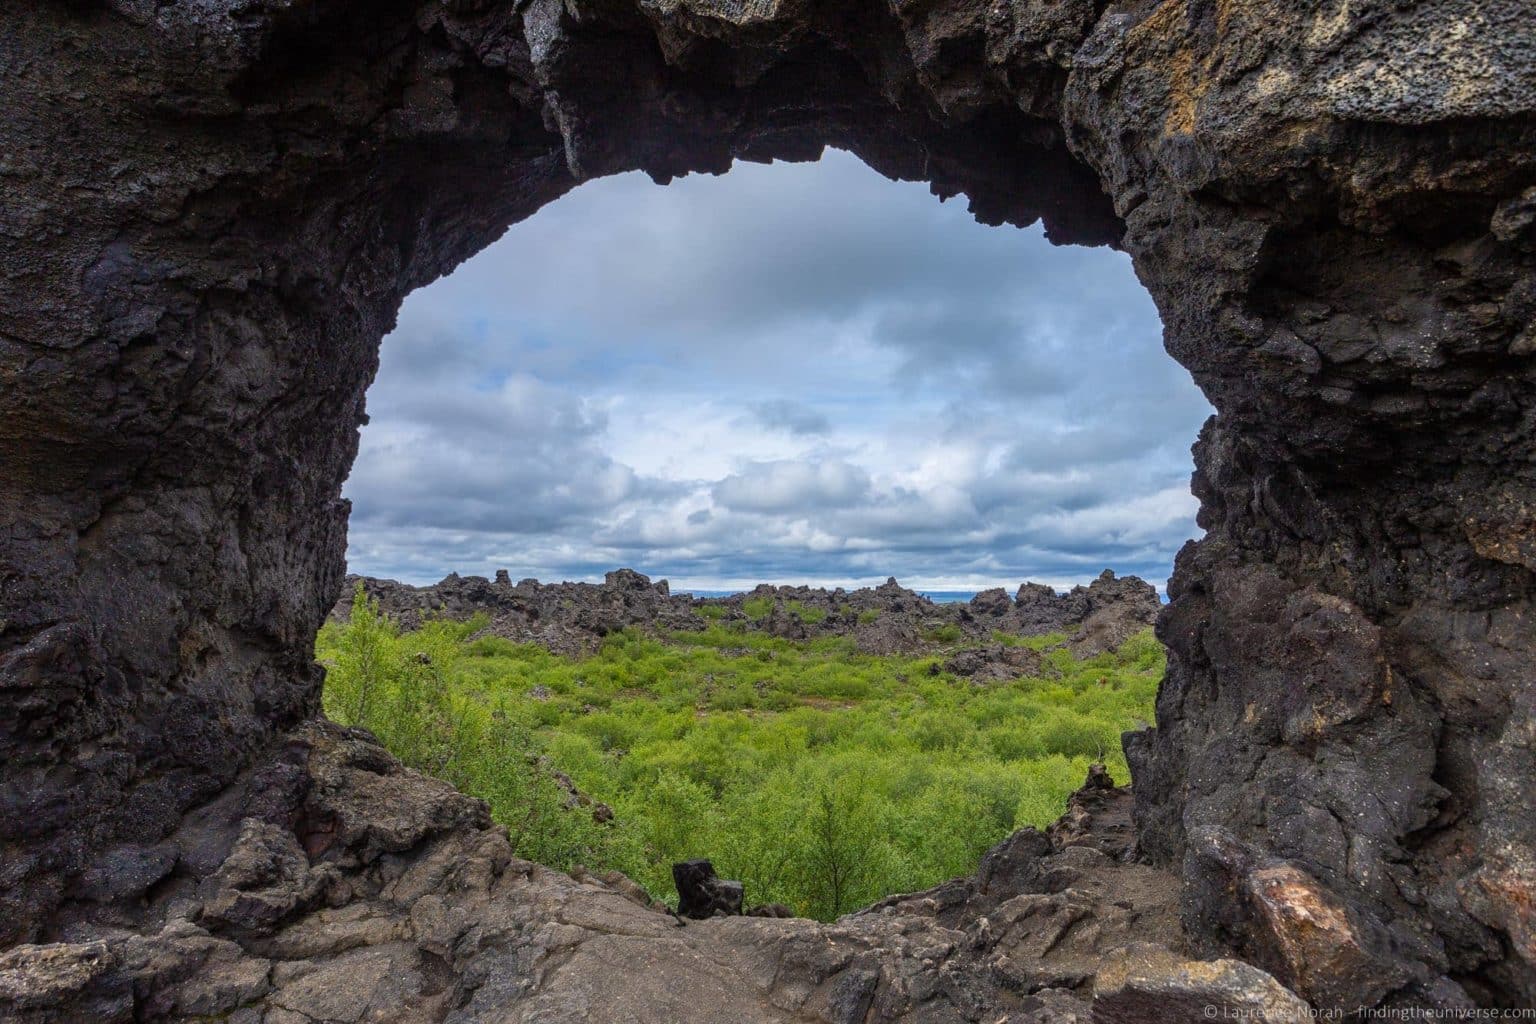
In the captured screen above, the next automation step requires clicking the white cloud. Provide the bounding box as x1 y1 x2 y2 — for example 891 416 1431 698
713 459 872 513
343 150 1212 593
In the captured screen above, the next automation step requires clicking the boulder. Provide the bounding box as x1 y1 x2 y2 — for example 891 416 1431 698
673 861 745 920
1092 944 1313 1024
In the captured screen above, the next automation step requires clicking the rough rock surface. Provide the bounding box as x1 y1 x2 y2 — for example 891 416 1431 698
1013 570 1161 637
1 0 1533 1013
942 643 1044 682
1 724 1312 1023
1092 943 1316 1024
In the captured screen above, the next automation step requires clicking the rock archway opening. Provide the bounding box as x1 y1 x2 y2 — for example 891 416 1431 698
325 145 1208 924
344 148 1209 594
2 0 1533 1015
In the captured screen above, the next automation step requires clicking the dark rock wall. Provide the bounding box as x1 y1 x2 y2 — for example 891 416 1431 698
0 0 1532 1010
1083 4 1536 1006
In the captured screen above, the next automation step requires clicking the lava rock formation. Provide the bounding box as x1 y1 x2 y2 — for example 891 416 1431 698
1 0 1533 1016
332 566 1160 662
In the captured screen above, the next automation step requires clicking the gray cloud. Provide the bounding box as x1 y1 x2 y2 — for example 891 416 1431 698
343 150 1213 593
747 400 832 437
712 459 872 513
350 371 646 534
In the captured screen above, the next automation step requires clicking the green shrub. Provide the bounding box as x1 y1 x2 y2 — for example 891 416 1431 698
1032 708 1116 759
742 596 775 620
923 623 962 644
785 600 827 624
909 710 970 752
799 783 886 919
318 602 1161 920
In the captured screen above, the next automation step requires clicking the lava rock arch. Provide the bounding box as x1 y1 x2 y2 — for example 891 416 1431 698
1 0 1532 1014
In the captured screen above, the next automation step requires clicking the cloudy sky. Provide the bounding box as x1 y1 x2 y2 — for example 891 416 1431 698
344 149 1213 594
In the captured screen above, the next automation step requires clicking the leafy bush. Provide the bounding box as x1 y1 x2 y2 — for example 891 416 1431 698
994 629 1070 650
742 596 775 620
922 623 963 644
319 586 639 877
785 600 827 624
318 601 1162 920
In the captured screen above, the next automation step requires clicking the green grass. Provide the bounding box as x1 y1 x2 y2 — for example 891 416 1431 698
318 587 1161 921
993 629 1070 650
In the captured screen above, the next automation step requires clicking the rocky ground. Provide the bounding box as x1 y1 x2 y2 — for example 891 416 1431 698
0 722 1316 1024
333 567 1163 667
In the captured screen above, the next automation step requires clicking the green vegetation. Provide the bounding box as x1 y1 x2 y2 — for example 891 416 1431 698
785 599 827 624
742 595 775 620
319 587 1161 921
993 629 1070 650
923 623 963 644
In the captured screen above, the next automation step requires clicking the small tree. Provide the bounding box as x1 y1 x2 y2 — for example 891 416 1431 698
324 584 397 728
801 782 882 919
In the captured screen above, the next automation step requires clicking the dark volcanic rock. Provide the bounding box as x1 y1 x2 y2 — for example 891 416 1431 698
1068 602 1153 659
1 0 1533 1014
334 567 1160 661
702 572 1161 658
336 568 705 643
673 860 745 920
942 643 1043 681
852 615 926 656
968 587 1013 617
1010 570 1162 637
